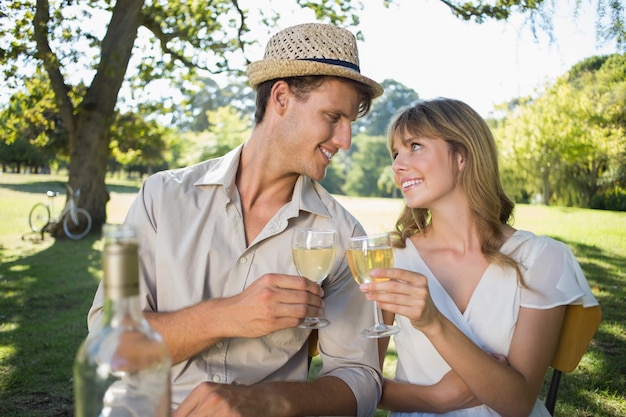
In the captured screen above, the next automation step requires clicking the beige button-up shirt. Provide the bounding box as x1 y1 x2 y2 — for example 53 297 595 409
88 145 382 416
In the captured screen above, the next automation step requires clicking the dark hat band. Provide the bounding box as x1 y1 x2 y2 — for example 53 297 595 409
299 57 360 73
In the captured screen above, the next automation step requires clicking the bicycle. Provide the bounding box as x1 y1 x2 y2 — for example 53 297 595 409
28 184 93 240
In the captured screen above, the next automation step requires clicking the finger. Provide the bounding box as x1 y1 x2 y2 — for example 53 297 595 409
265 273 324 295
362 274 425 297
370 286 430 317
274 295 324 319
370 267 425 284
173 383 212 417
272 284 325 310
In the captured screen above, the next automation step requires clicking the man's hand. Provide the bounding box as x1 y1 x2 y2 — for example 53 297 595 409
224 273 324 338
173 376 357 417
172 382 291 417
146 273 324 364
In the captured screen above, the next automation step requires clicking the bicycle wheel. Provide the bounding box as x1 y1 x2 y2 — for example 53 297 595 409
63 208 92 240
29 203 51 232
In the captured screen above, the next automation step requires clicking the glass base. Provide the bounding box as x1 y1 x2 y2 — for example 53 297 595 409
298 317 330 329
361 324 400 338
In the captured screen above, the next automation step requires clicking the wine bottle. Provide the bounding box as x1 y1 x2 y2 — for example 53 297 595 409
74 224 171 417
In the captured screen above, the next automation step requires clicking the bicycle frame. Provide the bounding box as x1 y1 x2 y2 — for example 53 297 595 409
28 184 92 240
57 188 80 224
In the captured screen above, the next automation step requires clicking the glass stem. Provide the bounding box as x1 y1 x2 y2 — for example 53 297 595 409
372 300 382 326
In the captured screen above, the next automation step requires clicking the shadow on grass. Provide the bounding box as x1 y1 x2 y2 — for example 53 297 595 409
106 183 141 194
0 235 102 417
539 236 626 416
0 178 140 196
0 180 68 196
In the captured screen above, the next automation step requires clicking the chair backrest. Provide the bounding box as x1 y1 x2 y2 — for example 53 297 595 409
545 304 601 415
551 304 602 372
307 330 319 373
308 329 319 358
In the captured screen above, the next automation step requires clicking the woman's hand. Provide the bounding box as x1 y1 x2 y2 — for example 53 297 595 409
359 268 441 333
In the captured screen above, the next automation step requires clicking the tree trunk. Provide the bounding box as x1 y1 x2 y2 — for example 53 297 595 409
40 0 144 237
542 167 551 205
66 112 113 234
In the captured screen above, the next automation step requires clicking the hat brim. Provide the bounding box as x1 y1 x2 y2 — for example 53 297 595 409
247 59 384 98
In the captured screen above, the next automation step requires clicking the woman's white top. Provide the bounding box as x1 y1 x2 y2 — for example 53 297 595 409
390 230 599 417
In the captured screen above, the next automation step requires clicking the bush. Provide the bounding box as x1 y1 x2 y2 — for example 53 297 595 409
589 187 626 211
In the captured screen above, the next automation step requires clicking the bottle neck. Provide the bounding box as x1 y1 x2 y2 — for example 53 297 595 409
101 226 142 327
102 294 145 326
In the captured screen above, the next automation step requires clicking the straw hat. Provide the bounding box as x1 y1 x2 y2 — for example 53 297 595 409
247 23 383 98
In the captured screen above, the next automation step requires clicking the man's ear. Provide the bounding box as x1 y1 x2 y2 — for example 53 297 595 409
271 80 291 115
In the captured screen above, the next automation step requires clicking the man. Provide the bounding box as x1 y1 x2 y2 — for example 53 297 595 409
88 22 384 417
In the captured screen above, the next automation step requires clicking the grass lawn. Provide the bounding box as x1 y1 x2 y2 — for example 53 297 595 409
1 172 625 416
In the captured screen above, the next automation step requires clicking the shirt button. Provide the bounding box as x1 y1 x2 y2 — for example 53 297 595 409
212 375 221 383
239 257 247 264
215 341 223 348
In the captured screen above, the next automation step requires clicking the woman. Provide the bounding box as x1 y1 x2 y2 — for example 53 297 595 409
360 98 598 416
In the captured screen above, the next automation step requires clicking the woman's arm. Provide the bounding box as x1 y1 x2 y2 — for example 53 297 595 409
378 310 480 412
366 268 566 417
380 371 482 413
424 305 564 416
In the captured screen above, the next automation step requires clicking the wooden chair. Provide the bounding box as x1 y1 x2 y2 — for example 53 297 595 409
307 329 319 371
544 304 602 415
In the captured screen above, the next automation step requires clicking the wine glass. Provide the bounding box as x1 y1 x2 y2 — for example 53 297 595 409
292 227 338 329
347 233 400 338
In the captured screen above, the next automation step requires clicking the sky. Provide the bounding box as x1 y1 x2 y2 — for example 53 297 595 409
245 0 619 117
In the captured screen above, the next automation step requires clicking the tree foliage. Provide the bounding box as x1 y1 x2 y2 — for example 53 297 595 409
495 53 626 209
198 106 251 161
354 79 420 136
0 70 68 172
343 134 393 197
109 112 172 177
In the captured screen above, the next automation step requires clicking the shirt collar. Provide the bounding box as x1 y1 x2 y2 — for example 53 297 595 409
295 176 333 219
193 144 242 195
193 143 331 219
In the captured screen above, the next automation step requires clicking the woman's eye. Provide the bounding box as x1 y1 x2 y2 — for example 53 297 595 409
410 142 421 151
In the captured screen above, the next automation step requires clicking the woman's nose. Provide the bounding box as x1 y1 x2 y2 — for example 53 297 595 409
392 153 406 173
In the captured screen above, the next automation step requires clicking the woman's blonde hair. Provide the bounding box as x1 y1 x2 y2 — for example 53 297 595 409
387 98 520 277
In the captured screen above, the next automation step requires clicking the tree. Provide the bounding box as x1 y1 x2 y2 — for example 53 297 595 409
320 151 352 195
197 105 251 161
109 112 172 177
353 79 420 136
2 0 624 235
173 78 255 133
342 134 392 197
0 70 68 173
495 54 626 208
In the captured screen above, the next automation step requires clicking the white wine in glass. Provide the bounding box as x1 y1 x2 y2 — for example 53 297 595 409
292 228 338 328
347 233 400 338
